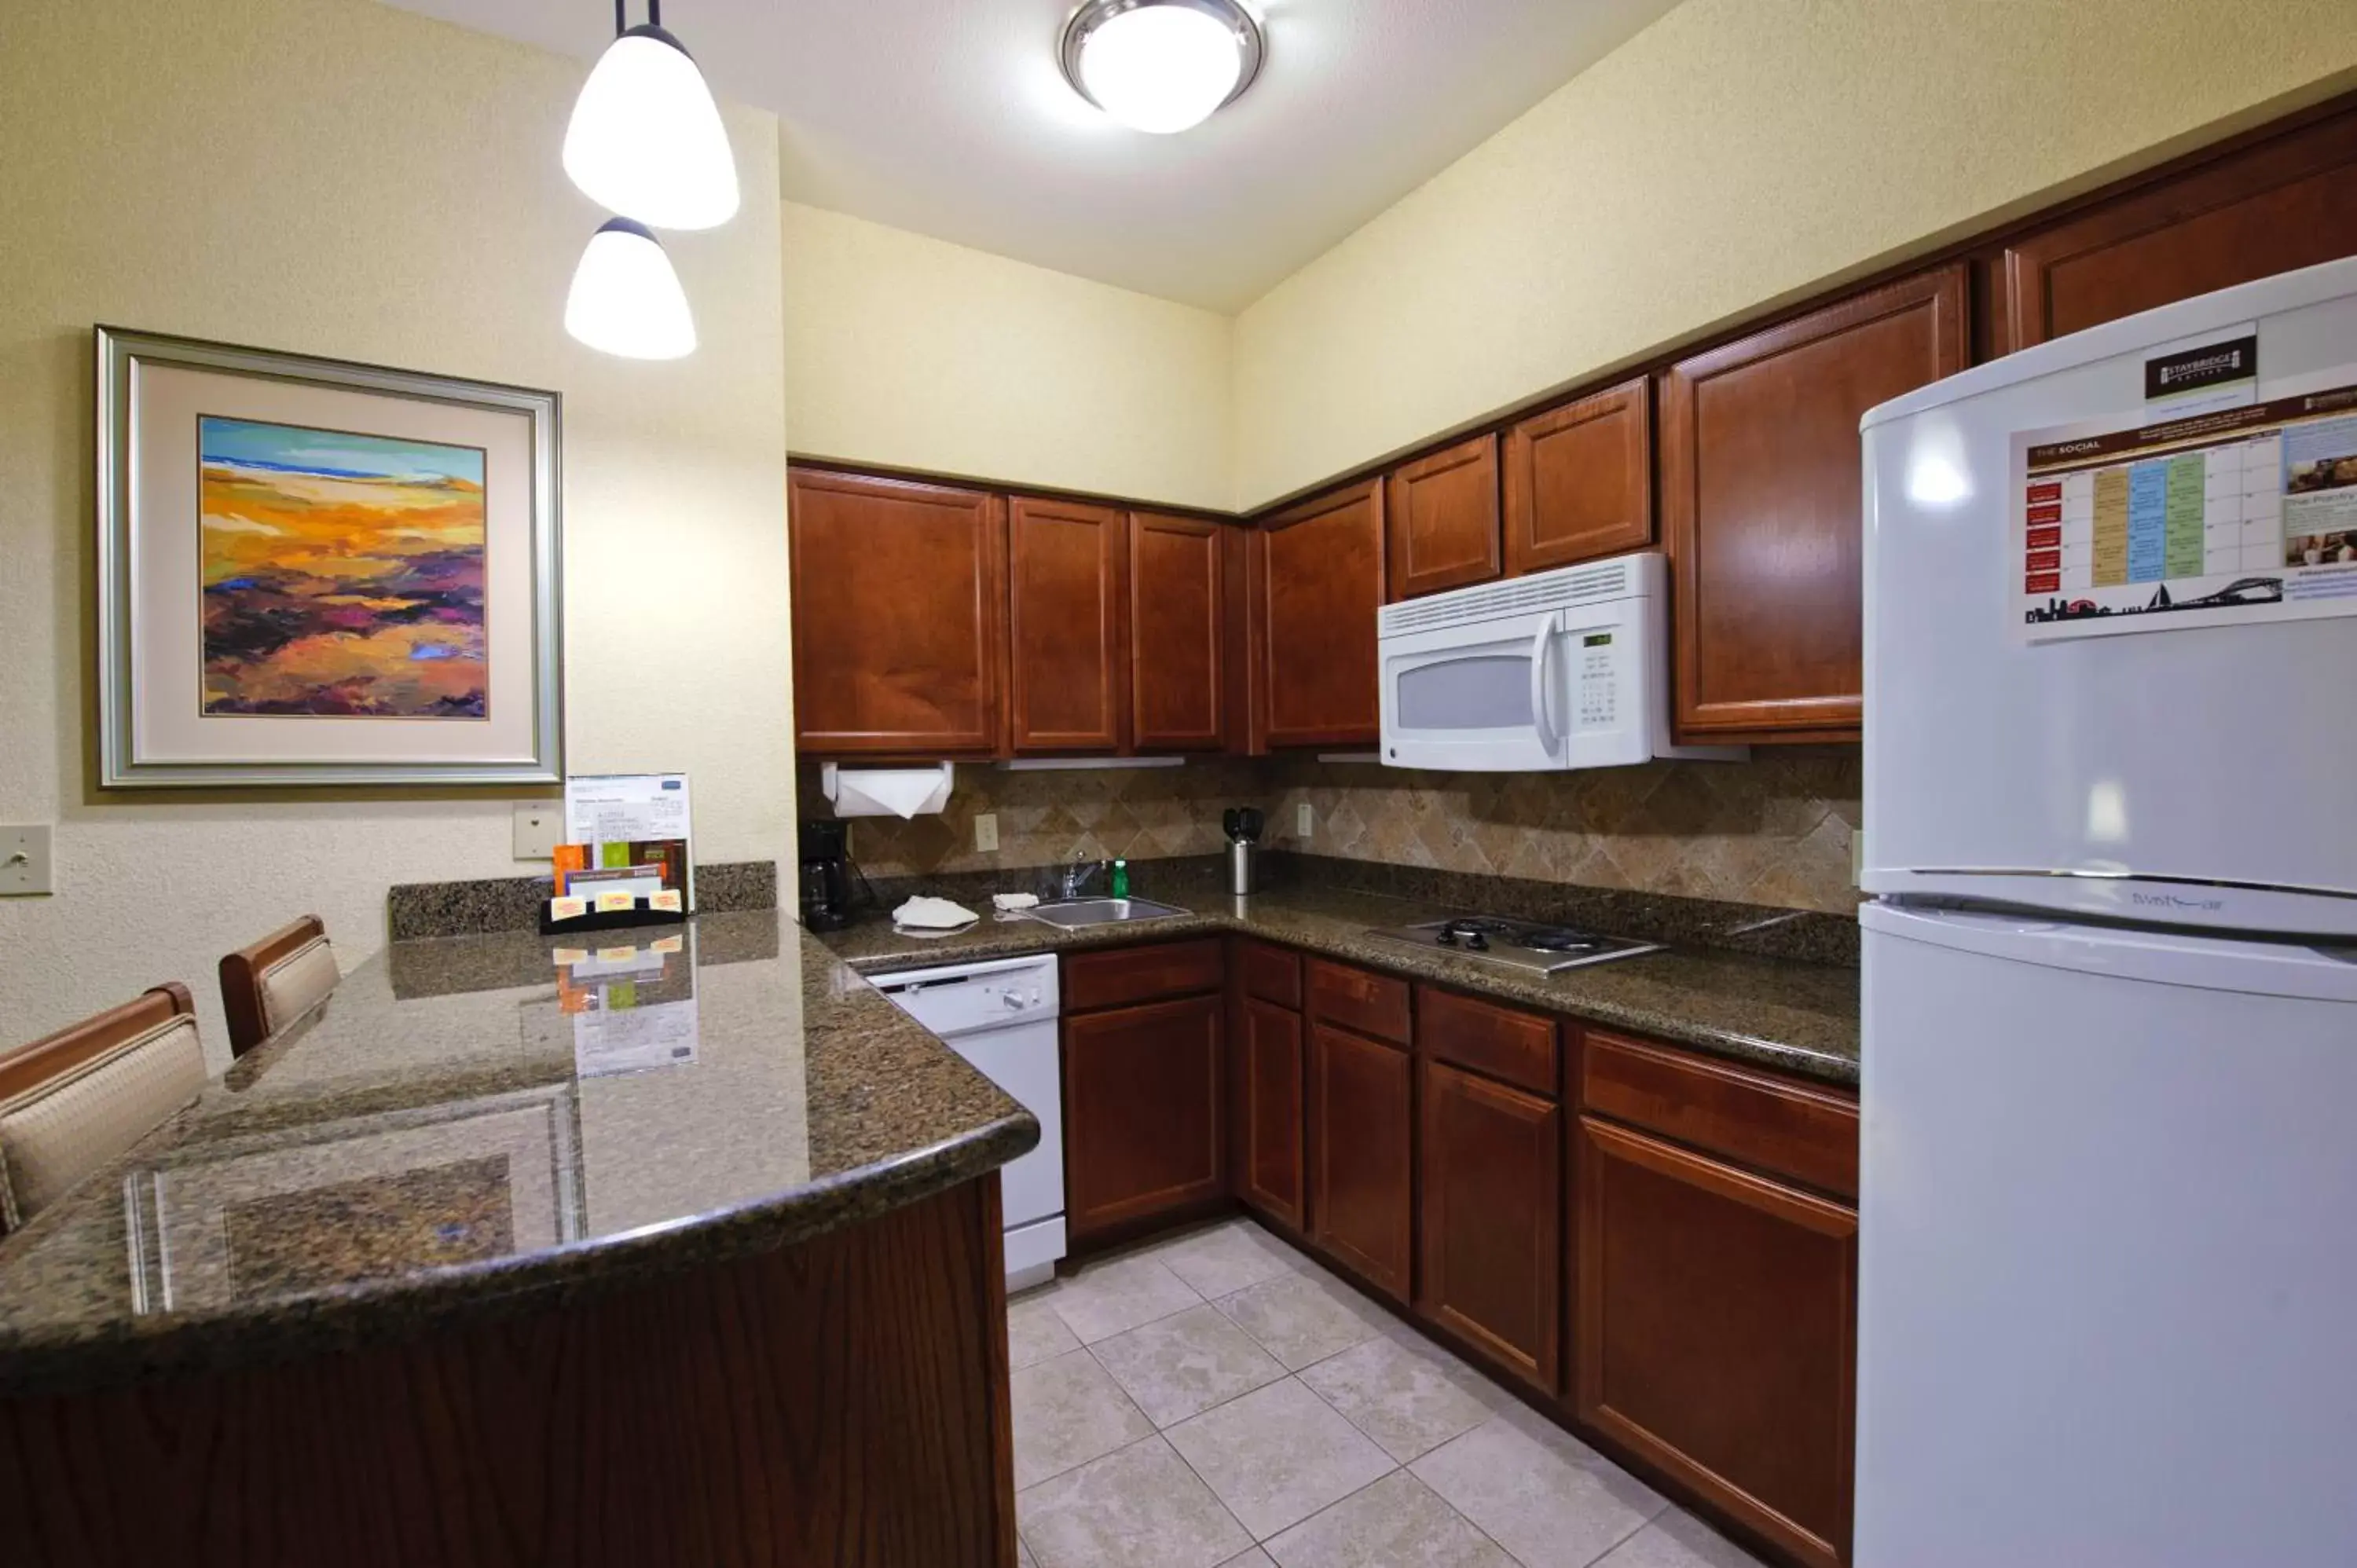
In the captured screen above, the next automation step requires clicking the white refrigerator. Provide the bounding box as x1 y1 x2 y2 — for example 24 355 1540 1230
1857 255 2357 1566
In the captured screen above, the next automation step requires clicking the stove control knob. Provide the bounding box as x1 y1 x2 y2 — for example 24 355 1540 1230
1464 932 1489 951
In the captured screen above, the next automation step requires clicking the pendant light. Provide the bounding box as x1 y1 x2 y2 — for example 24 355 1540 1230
563 1 739 230
565 218 697 360
1061 0 1264 135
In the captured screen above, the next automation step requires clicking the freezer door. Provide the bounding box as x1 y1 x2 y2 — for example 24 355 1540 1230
1857 903 2357 1567
1861 256 2357 936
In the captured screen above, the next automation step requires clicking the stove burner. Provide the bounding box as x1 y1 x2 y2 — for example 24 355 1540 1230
1519 930 1606 953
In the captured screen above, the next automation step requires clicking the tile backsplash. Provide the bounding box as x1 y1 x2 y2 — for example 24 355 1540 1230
808 748 1861 915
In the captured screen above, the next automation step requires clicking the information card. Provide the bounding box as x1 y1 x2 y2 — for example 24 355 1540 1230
2015 379 2357 641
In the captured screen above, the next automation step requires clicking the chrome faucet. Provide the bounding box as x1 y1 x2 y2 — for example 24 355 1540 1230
1059 853 1105 900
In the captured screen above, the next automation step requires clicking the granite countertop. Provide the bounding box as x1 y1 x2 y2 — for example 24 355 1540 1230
824 882 1860 1086
0 910 1036 1395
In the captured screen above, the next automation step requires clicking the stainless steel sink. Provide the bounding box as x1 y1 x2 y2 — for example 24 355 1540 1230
1021 896 1189 929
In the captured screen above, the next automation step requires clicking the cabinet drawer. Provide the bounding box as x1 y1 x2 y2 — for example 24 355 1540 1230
1417 986 1556 1096
1581 1031 1857 1200
1306 960 1410 1046
1063 939 1224 1013
1236 940 1302 1009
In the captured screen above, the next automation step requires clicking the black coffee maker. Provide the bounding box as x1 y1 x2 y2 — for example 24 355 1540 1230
797 819 856 932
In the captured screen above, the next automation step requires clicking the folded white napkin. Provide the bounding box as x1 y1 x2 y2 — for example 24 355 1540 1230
992 892 1040 912
893 895 980 930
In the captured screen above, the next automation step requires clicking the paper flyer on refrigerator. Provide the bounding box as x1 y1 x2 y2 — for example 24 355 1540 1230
2014 377 2357 642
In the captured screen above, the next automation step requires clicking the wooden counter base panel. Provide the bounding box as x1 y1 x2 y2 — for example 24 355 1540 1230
0 1176 1018 1568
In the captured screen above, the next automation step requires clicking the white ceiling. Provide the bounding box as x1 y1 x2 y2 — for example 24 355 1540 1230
381 0 1679 312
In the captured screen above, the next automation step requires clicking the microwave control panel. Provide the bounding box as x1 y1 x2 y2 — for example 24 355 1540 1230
1566 626 1634 738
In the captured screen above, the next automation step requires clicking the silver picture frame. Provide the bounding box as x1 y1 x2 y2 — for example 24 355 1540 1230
94 326 564 788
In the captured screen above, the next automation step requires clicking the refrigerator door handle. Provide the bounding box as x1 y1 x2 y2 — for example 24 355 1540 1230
1861 902 2357 1003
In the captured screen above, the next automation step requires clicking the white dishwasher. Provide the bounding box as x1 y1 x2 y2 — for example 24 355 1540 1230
874 953 1065 1289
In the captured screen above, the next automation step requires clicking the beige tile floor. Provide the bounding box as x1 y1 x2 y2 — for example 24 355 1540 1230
1009 1218 1770 1568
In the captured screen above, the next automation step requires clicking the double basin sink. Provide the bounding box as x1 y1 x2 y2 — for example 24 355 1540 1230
1020 896 1189 929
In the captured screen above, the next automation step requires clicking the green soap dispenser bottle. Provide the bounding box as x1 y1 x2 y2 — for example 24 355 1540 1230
1110 859 1129 898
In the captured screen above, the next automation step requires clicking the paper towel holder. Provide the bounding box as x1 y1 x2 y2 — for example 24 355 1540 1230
819 761 955 819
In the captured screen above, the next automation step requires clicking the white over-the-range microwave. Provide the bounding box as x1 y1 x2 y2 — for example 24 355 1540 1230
1376 551 1744 772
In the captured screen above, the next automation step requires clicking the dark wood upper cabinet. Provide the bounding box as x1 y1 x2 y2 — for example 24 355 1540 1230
1064 992 1225 1240
789 468 1006 756
1307 1020 1413 1302
1259 479 1385 748
1007 496 1127 754
1128 512 1227 752
1503 376 1652 576
1418 1059 1561 1392
1386 433 1501 600
1994 107 2357 354
1661 265 1967 742
1577 1115 1857 1568
1232 993 1306 1233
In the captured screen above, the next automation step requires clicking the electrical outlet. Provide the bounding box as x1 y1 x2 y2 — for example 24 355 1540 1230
973 813 999 852
1296 802 1314 840
512 801 563 860
0 826 53 896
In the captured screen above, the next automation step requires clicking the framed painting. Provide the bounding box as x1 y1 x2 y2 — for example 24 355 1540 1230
95 327 563 787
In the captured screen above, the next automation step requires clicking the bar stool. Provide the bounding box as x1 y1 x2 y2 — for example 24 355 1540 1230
218 914 340 1057
0 983 207 1235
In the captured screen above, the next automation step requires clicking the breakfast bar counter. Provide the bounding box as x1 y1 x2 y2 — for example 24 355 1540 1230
0 910 1036 1566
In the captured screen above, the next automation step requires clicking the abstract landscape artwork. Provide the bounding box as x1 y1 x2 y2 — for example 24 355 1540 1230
199 416 488 718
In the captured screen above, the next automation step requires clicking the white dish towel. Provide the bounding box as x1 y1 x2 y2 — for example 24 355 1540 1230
893 895 980 930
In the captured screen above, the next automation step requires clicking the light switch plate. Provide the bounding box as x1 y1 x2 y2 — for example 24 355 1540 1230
973 813 999 852
512 801 563 860
1296 802 1314 839
0 826 53 896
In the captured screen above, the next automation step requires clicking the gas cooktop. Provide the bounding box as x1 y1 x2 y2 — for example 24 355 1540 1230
1367 915 1662 975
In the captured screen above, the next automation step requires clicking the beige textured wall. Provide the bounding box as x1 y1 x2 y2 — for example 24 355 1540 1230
827 753 1861 915
0 0 793 1061
779 202 1232 511
1231 0 2357 508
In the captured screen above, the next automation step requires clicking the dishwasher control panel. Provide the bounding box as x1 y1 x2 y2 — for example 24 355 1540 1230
876 954 1060 1035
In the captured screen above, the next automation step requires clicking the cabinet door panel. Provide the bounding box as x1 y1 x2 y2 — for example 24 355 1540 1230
1577 1116 1856 1568
788 469 1005 755
1009 496 1127 753
1259 480 1384 748
1129 512 1227 751
1503 378 1652 576
1233 996 1305 1232
1997 108 2357 353
1065 995 1224 1238
1661 266 1965 740
1307 1023 1413 1302
1418 1061 1560 1391
1387 434 1501 600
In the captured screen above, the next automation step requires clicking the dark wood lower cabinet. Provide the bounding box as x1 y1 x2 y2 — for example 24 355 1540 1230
1064 992 1225 1239
1576 1115 1857 1568
1307 1022 1413 1302
1417 1059 1560 1391
1232 995 1306 1232
0 1176 1018 1568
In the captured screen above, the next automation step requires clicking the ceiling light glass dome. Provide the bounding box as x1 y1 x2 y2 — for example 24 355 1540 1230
1060 0 1264 135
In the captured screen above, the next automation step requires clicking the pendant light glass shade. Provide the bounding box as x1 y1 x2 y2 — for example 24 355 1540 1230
563 24 739 229
1061 0 1263 135
565 218 697 359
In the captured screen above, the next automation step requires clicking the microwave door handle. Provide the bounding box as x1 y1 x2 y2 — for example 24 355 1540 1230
1529 616 1560 753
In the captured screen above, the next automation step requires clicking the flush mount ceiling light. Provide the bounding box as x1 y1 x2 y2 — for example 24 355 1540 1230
565 218 697 360
1060 0 1264 135
563 1 739 230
